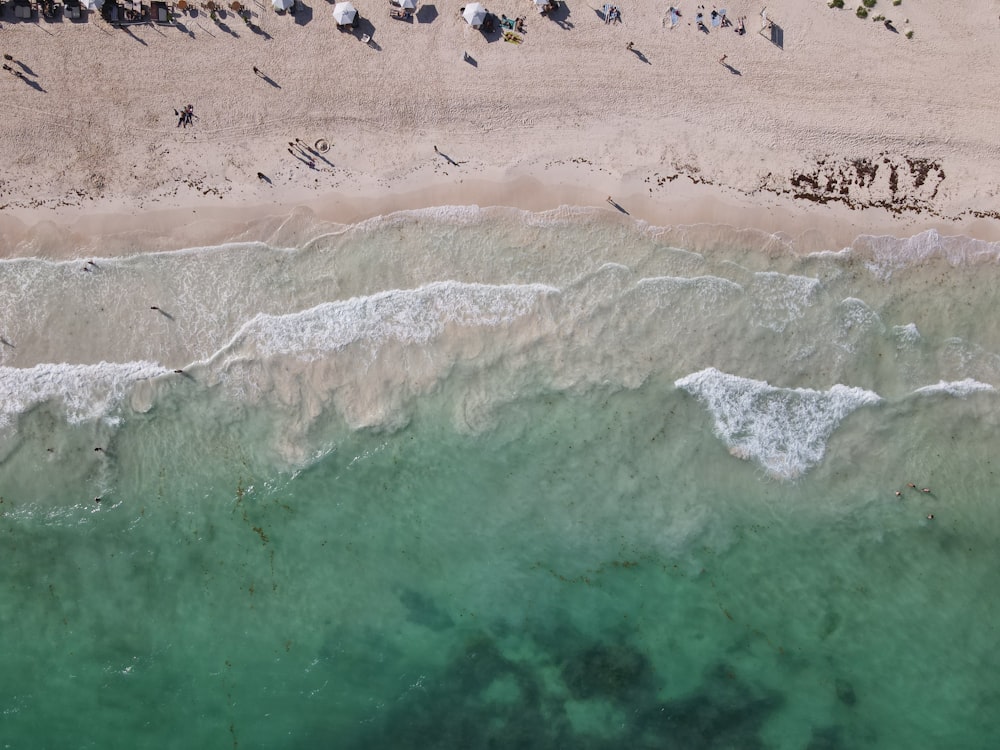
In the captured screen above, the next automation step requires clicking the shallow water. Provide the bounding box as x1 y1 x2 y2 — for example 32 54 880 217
2 208 1000 749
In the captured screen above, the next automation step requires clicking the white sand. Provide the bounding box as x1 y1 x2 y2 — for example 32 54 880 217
1 0 999 255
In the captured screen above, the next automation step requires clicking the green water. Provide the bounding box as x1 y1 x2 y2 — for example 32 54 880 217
3 210 1000 748
3 377 999 749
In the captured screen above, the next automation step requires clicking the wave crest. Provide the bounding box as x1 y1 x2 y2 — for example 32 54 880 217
675 367 881 479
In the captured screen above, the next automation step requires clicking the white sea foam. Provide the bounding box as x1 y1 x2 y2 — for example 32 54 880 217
675 367 882 479
357 204 488 231
833 297 885 353
747 272 820 333
891 323 922 346
913 379 996 398
853 229 1000 282
634 275 744 309
0 361 170 428
218 281 559 361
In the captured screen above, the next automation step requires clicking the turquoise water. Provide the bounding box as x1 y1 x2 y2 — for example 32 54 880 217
2 208 1000 748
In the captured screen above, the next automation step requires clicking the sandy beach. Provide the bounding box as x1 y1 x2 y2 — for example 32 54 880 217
1 0 999 255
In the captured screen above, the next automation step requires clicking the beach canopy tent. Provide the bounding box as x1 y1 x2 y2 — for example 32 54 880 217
398 0 416 9
272 0 293 10
332 0 356 24
462 2 485 26
85 0 104 8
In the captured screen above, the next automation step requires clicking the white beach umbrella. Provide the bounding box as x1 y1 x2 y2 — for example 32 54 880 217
272 0 293 10
462 2 486 26
85 0 104 9
399 0 416 9
533 0 545 7
332 1 356 24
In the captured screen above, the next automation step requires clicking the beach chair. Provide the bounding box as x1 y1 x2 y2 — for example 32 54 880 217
758 9 783 49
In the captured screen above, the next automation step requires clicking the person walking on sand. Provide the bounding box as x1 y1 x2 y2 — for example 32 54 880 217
719 54 727 65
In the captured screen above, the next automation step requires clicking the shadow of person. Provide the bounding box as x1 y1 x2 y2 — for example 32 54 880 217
630 48 651 64
150 306 175 320
18 76 47 92
436 149 459 166
721 62 742 76
121 25 150 45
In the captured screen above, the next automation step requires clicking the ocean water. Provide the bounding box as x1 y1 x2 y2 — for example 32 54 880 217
2 207 1000 749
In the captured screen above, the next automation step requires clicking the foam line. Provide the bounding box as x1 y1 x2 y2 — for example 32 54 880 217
913 379 996 398
849 229 1000 282
210 281 560 362
0 361 170 427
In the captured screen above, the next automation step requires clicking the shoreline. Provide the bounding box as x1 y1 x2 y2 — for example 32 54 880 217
2 163 998 260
